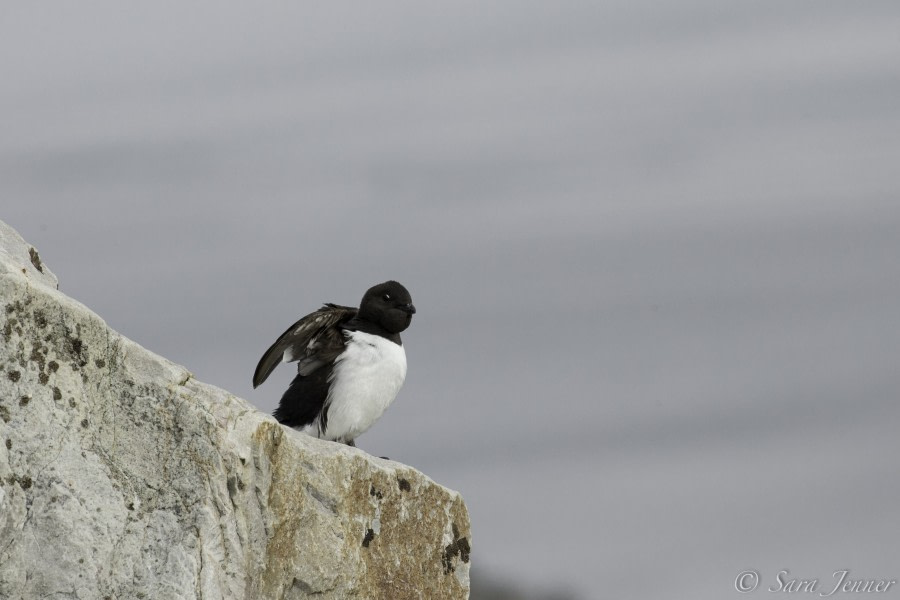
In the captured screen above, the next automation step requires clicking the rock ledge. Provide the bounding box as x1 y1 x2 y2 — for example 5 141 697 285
0 220 470 600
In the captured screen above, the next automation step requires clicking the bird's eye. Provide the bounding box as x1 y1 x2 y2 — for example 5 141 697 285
383 293 392 301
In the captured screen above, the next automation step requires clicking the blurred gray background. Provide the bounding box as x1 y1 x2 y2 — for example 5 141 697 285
3 2 900 598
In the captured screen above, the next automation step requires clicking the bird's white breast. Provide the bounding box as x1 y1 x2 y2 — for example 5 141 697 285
321 330 407 443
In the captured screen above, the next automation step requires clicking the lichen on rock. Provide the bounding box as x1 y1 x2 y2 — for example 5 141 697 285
0 219 470 600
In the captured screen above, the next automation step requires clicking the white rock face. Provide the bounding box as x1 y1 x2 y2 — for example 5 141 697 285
0 220 470 600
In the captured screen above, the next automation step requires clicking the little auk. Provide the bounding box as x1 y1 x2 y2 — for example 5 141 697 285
253 280 416 446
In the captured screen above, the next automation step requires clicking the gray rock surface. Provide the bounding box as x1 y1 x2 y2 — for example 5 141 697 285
0 219 470 600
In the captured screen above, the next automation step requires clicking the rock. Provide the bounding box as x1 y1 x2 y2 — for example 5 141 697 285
0 220 470 600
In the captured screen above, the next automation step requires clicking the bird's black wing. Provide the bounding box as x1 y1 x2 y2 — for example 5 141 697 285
252 303 357 388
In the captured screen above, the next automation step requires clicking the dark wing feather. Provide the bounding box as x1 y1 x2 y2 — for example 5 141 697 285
252 303 356 388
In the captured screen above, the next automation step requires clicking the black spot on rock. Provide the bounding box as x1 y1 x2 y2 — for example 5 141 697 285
398 478 411 492
81 419 89 428
29 247 43 273
457 537 471 563
5 439 10 450
95 359 106 368
362 528 375 548
53 387 62 400
38 372 49 385
441 524 471 574
13 475 33 490
65 333 87 367
30 346 46 370
19 396 29 406
48 360 59 372
369 484 384 500
7 370 20 382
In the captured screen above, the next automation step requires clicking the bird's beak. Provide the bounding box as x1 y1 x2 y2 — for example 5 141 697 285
401 303 417 315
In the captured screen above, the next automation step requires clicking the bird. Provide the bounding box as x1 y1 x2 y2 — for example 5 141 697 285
253 280 416 447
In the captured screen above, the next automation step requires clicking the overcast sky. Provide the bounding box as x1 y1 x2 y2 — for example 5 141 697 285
3 2 900 598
